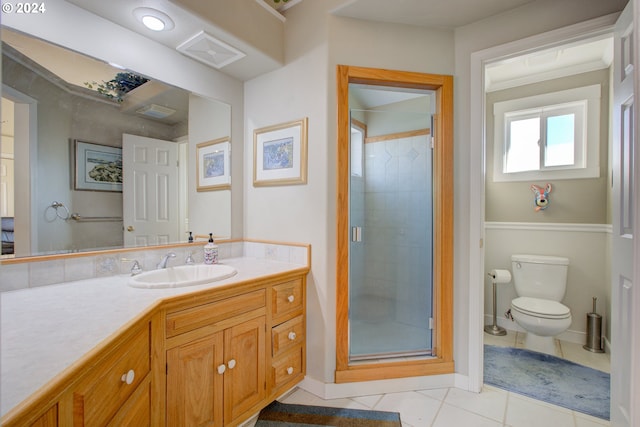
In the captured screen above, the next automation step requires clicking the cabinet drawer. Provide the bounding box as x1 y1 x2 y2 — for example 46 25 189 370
166 289 266 337
272 315 304 358
106 375 151 427
271 346 303 389
271 279 303 322
73 325 150 427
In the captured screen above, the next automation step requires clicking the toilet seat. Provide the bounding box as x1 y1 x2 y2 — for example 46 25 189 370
511 296 570 319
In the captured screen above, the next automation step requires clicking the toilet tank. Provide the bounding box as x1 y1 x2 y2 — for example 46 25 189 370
511 254 569 301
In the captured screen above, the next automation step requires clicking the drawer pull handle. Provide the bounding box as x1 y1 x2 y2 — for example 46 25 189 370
288 332 297 341
228 359 237 369
121 369 135 385
217 364 226 374
287 367 294 375
287 295 295 303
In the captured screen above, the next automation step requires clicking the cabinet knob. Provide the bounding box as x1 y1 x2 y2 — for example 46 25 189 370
126 226 135 232
217 364 226 374
287 295 295 303
228 359 236 369
288 332 297 341
121 369 135 385
286 367 294 375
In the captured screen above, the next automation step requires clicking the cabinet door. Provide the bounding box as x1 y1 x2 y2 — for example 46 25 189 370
224 316 266 425
167 332 224 427
30 404 58 427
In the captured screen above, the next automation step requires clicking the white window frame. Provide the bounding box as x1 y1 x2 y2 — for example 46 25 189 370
493 84 601 182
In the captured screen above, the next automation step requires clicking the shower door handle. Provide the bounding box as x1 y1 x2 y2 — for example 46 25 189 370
351 226 362 242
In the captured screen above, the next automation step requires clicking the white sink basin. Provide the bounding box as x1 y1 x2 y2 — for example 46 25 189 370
128 264 237 289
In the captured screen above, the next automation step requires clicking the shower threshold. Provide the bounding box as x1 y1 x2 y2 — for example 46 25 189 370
349 349 435 364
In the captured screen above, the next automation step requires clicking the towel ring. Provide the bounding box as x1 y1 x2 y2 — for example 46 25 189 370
50 201 71 221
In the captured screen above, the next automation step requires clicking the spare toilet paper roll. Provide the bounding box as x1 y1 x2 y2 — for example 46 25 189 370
490 269 512 284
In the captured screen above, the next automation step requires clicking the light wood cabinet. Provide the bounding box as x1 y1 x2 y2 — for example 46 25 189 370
268 278 306 395
2 271 307 427
165 292 267 426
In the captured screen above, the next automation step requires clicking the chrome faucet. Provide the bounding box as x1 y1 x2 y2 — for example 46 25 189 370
157 252 176 269
122 258 143 276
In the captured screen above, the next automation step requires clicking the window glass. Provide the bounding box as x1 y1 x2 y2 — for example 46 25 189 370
545 113 575 167
506 117 540 173
493 84 600 182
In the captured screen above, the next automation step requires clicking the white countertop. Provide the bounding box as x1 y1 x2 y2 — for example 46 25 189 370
0 257 307 417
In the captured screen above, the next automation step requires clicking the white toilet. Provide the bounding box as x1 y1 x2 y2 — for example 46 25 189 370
510 254 572 354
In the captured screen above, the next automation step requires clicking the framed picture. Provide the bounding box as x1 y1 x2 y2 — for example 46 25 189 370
74 140 122 192
196 137 231 191
253 117 308 186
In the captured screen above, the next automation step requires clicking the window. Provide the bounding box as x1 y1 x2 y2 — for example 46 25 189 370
494 85 600 182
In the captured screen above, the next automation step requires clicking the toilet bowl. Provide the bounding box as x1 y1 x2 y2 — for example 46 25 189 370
511 296 571 354
510 254 572 354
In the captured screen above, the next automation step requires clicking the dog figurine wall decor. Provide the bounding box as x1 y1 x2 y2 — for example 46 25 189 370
531 183 552 212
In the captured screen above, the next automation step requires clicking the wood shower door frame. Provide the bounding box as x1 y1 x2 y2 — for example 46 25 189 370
335 65 454 383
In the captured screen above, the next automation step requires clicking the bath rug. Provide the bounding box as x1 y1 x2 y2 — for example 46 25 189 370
255 401 402 426
484 345 610 420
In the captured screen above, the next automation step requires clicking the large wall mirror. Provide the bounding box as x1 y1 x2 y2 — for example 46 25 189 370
1 27 233 258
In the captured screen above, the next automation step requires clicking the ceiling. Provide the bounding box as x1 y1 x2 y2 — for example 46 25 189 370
61 0 613 90
330 0 538 29
2 27 189 125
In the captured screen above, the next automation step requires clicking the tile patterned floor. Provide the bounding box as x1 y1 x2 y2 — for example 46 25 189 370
246 331 611 427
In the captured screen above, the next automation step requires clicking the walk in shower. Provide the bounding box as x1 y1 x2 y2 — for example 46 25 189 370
348 84 435 361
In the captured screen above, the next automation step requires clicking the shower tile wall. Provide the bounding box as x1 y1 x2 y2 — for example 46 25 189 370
357 134 433 330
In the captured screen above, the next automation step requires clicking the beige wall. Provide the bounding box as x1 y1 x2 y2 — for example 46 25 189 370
245 0 455 384
485 69 610 224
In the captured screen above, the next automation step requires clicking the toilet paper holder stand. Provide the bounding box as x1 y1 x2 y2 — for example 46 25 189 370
485 271 507 336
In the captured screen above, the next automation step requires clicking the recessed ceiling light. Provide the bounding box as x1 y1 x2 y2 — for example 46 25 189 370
133 7 175 32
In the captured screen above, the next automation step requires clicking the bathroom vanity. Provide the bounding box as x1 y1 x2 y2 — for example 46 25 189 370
0 246 309 427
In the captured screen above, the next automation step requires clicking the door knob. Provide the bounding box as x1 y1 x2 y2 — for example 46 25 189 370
127 226 135 232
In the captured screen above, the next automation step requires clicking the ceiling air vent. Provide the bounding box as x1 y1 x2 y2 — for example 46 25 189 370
176 31 246 69
136 104 176 119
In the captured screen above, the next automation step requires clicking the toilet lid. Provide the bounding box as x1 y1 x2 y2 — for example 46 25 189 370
511 297 571 319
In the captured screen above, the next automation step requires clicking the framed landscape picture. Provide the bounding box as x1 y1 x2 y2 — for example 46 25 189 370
253 118 308 186
74 140 123 192
196 137 231 191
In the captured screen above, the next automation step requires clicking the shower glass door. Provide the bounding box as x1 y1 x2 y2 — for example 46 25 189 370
348 84 434 361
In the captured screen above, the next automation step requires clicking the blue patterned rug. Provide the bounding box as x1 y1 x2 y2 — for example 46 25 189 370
255 401 402 426
484 345 610 420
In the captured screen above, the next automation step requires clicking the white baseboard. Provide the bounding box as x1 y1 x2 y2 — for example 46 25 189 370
483 314 598 346
299 374 458 400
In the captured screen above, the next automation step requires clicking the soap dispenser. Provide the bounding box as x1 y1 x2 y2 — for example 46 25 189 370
203 233 219 265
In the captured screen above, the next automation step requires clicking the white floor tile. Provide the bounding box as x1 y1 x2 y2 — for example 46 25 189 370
416 387 449 401
280 388 369 410
574 410 611 426
373 391 442 427
483 330 517 347
560 340 610 373
434 403 503 427
350 393 383 409
258 385 608 427
444 386 508 423
506 393 574 427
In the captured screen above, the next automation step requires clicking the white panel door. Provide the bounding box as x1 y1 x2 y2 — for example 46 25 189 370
611 3 634 426
123 134 179 247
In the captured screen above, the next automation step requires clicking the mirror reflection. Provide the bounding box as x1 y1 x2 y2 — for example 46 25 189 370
1 27 232 258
